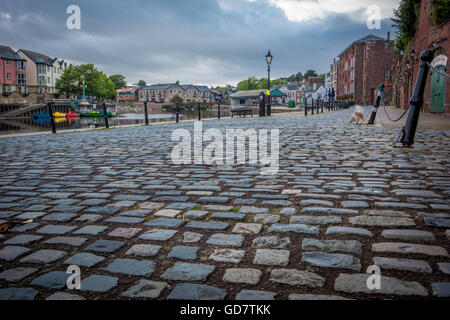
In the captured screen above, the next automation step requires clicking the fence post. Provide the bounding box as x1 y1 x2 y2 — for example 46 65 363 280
259 93 266 117
176 102 180 123
304 100 307 116
400 50 433 147
367 83 385 125
47 102 56 134
311 99 314 115
103 102 109 129
144 99 149 126
218 101 221 120
197 102 201 121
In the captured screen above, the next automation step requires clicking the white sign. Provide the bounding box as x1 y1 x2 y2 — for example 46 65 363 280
431 55 448 68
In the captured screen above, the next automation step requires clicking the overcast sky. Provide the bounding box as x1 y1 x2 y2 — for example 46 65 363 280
0 0 401 87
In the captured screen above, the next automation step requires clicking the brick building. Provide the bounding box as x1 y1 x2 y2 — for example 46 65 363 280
391 0 449 113
306 76 324 90
0 45 27 94
335 34 395 104
329 58 338 94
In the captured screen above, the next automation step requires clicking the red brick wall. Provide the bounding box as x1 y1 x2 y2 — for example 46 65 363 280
395 0 450 113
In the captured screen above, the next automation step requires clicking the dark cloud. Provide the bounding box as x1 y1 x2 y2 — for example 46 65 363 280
0 0 396 86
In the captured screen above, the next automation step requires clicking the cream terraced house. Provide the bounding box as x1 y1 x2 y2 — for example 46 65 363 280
17 49 67 94
138 83 211 103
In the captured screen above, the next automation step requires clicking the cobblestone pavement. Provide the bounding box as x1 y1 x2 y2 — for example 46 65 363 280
0 107 449 300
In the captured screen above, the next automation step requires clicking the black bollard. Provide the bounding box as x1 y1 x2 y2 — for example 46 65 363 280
400 50 433 147
47 102 56 134
218 102 221 120
311 100 314 115
304 99 307 116
197 102 201 121
321 102 324 113
368 84 385 125
176 102 180 123
259 93 266 117
103 102 109 129
144 99 149 126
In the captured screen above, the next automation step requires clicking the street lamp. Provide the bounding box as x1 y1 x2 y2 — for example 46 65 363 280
265 50 273 116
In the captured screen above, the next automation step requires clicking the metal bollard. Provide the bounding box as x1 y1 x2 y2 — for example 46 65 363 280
304 101 307 116
321 102 324 113
400 50 433 147
47 102 56 134
176 102 180 123
144 99 149 126
103 102 109 129
368 84 385 125
311 100 314 115
259 93 266 117
197 102 201 121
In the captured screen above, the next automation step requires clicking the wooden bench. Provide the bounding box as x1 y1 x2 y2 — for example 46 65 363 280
231 108 253 118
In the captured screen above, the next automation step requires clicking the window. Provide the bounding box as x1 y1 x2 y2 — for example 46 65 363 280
351 71 354 81
17 74 27 84
344 86 347 95
16 61 26 71
345 62 348 71
6 73 11 80
350 83 354 94
48 77 50 84
351 57 355 68
385 70 390 81
6 60 10 66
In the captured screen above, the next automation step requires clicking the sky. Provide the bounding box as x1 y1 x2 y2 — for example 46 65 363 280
0 0 401 87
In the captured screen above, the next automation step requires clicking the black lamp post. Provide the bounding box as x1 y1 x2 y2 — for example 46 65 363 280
265 50 273 116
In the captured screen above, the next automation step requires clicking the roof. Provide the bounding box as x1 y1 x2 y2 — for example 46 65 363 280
195 85 210 92
144 83 178 90
230 90 266 98
270 89 287 97
0 45 24 61
20 49 54 65
338 35 390 57
180 84 194 90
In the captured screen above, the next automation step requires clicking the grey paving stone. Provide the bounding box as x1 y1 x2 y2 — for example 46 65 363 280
15 212 47 219
302 251 361 271
252 236 290 249
105 216 145 224
0 246 30 261
85 240 125 253
126 244 161 257
254 214 280 224
104 258 155 276
46 292 85 300
168 283 226 300
235 290 277 300
183 232 204 243
37 225 77 235
20 249 67 264
0 288 38 300
280 207 297 215
64 253 105 267
349 216 415 227
74 225 107 235
139 229 177 241
438 262 450 275
300 199 334 207
108 227 142 239
202 205 233 211
209 249 245 263
30 271 70 289
0 267 38 282
167 246 199 260
239 206 269 214
75 214 102 222
326 226 373 238
211 212 246 221
431 283 450 297
381 229 435 242
270 269 325 288
119 210 151 217
161 262 215 282
198 196 229 204
269 224 319 235
289 294 351 300
206 233 244 247
302 207 359 215
341 201 369 208
373 257 432 274
184 210 209 220
145 218 185 228
122 280 167 299
253 249 290 266
10 222 39 233
5 235 43 245
186 221 229 230
165 202 198 210
81 275 118 292
44 237 87 247
232 223 262 234
223 268 262 285
290 215 342 225
334 273 428 296
154 209 182 218
302 238 362 255
84 206 120 215
372 242 449 257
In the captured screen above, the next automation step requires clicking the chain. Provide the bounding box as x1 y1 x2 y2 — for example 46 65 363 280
379 91 409 123
427 63 450 80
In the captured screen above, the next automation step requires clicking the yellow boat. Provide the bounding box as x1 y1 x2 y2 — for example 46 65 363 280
53 112 67 118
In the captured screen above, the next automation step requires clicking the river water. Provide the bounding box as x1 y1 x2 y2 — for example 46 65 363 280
0 110 232 135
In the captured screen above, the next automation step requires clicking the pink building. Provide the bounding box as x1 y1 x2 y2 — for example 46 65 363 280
0 45 27 94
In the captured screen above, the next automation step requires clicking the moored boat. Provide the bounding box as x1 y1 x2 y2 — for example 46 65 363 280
53 112 67 118
33 112 50 118
66 112 81 118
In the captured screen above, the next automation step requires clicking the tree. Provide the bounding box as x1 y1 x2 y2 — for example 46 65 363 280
171 95 183 106
56 64 116 101
137 80 147 86
392 0 421 55
295 72 303 82
109 74 127 90
304 70 318 78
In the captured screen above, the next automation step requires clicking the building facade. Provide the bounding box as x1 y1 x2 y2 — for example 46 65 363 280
17 49 67 94
0 45 27 94
335 34 394 104
391 0 449 113
138 84 211 103
329 58 338 94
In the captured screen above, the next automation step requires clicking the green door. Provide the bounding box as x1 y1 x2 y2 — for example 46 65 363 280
430 65 446 113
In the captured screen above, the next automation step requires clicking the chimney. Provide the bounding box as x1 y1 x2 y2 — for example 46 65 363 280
333 58 336 64
387 32 390 41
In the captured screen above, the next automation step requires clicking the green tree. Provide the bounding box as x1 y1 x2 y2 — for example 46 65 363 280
56 64 116 101
109 74 127 90
137 80 147 86
392 0 421 55
304 70 318 78
295 72 303 82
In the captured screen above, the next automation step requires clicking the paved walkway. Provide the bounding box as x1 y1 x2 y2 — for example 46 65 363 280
0 107 449 300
